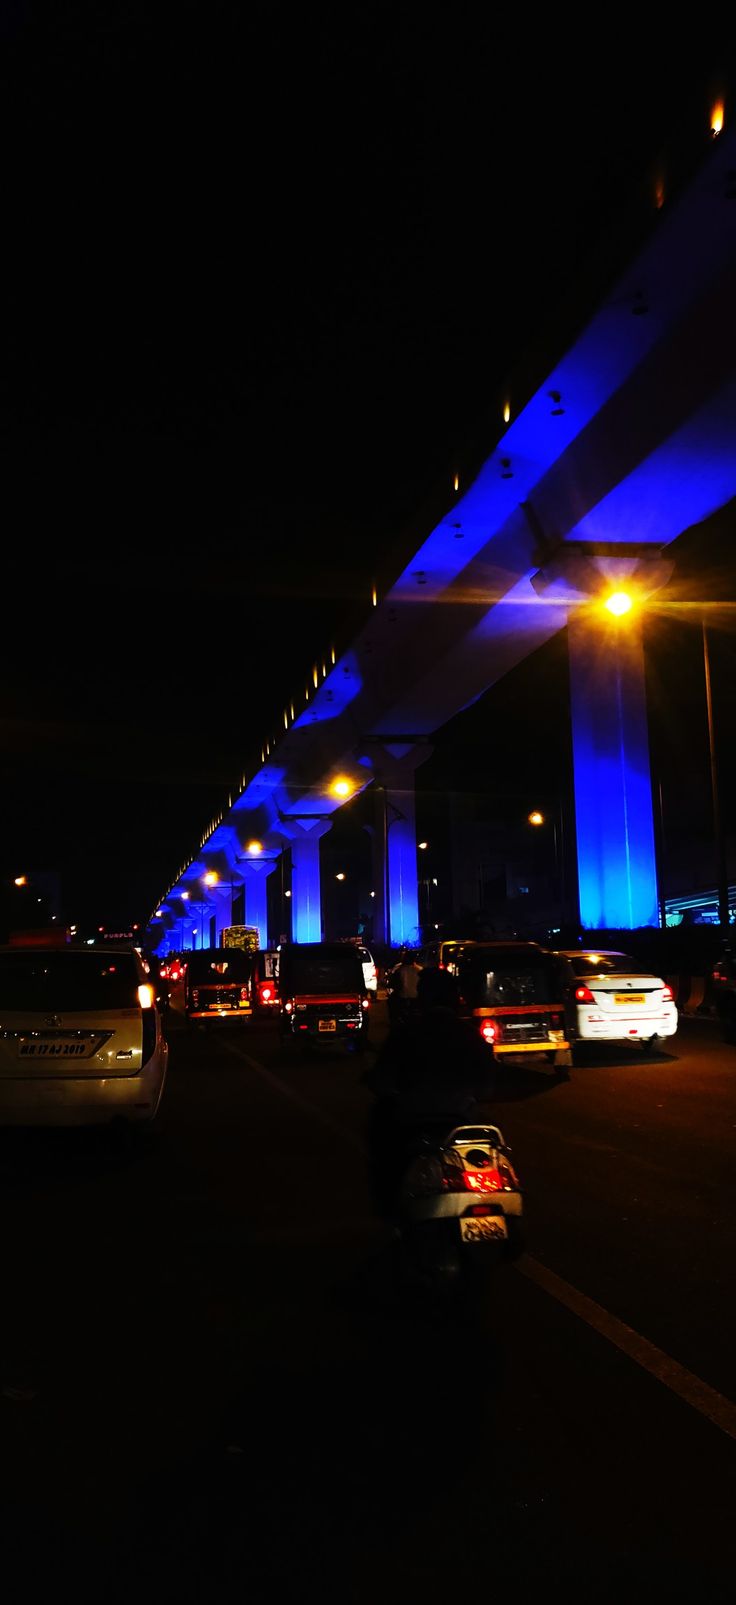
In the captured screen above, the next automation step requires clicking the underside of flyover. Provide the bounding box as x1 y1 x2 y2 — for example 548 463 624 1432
151 123 736 953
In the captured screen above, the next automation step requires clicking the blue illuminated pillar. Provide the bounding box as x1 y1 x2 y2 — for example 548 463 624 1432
275 819 332 943
568 609 659 929
371 744 431 948
239 858 278 948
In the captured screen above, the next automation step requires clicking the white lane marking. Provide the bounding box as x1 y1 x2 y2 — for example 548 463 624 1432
220 1038 368 1155
519 1254 736 1443
224 1037 736 1443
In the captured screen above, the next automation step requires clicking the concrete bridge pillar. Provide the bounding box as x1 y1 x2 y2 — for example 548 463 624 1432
237 856 279 949
568 608 659 929
276 818 332 943
369 743 432 948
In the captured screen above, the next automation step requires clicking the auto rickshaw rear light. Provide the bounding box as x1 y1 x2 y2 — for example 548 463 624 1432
575 985 595 1002
260 984 273 1002
480 1020 497 1043
240 986 249 1001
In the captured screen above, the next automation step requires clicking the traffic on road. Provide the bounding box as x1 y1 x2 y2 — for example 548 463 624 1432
1 935 735 1603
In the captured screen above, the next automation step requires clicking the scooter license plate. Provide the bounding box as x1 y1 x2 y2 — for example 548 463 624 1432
460 1216 507 1244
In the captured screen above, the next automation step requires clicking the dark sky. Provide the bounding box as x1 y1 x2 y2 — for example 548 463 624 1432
1 6 732 929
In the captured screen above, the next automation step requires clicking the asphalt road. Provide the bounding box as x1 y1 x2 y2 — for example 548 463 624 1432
1 1000 735 1603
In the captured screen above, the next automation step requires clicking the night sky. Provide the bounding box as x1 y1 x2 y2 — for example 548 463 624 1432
1 7 733 930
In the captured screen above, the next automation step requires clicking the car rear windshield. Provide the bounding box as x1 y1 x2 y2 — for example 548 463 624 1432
571 954 640 976
460 948 555 1007
0 952 142 1011
288 955 363 993
186 952 252 982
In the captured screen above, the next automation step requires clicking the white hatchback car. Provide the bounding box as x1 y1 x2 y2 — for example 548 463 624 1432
551 949 677 1049
0 938 168 1126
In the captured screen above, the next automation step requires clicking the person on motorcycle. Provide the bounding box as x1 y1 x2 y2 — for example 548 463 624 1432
387 948 422 1027
364 964 495 1215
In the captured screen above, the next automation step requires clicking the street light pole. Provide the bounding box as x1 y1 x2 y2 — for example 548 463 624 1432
702 619 730 931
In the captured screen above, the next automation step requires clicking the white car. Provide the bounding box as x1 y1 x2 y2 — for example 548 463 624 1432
0 938 168 1126
357 945 378 993
551 949 677 1049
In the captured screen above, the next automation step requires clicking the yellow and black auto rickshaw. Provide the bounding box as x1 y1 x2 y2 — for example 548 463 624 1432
456 941 571 1069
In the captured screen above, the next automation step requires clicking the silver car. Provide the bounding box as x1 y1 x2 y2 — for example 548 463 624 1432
0 940 168 1126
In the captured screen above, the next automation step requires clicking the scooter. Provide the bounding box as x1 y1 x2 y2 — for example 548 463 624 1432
397 1117 524 1292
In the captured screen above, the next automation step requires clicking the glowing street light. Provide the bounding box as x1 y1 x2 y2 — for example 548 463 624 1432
203 871 219 887
181 891 190 901
604 590 633 618
418 841 429 851
14 875 27 887
331 777 352 799
246 840 263 856
528 811 545 827
335 872 346 882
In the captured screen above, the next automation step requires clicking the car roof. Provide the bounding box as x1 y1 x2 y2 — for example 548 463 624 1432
555 949 634 958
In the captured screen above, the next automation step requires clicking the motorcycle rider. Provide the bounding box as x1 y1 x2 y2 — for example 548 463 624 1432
364 965 495 1216
387 946 422 1027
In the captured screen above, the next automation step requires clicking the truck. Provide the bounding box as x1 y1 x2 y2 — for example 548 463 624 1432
220 925 260 954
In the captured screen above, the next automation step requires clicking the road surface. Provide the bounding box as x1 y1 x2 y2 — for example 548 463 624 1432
1 999 734 1602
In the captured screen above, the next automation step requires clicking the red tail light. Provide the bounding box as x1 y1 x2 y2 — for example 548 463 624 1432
661 985 674 1001
240 986 249 1002
480 1020 497 1043
575 984 595 1002
463 1168 505 1193
442 1158 518 1194
259 983 273 1002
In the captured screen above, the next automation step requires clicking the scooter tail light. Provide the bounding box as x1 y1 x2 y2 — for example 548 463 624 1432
462 1168 505 1193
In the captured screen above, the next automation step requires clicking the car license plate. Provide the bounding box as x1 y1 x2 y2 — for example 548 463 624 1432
18 1038 93 1059
460 1216 508 1243
318 1019 337 1032
615 993 645 1005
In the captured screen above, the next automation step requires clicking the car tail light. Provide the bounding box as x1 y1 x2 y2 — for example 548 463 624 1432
480 1020 497 1043
284 1000 293 1013
661 985 674 1001
575 984 595 1002
159 965 170 979
370 965 378 982
361 997 370 1009
138 983 155 1009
